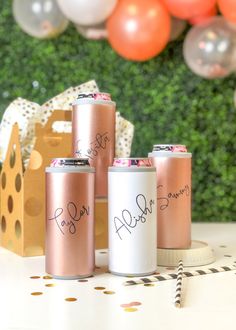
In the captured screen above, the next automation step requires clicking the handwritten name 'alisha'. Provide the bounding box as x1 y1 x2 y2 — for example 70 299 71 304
157 184 190 211
113 194 155 240
48 202 89 235
76 132 110 160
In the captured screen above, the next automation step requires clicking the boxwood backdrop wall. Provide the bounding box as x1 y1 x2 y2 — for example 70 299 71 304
0 0 236 221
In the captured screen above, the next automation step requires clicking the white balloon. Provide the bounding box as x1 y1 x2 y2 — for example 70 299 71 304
183 16 236 79
57 0 117 26
13 0 68 39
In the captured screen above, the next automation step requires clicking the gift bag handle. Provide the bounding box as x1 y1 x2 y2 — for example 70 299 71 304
35 110 72 135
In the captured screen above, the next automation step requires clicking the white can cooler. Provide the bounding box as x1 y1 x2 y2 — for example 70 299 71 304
108 158 157 276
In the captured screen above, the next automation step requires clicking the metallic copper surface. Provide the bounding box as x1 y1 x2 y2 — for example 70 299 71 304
151 155 192 249
72 100 115 197
45 168 95 278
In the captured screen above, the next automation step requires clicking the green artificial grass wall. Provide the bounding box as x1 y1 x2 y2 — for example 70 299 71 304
0 0 236 221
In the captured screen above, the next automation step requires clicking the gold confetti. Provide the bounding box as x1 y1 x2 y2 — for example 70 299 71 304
43 275 53 280
30 276 40 279
103 290 115 295
144 283 155 287
65 298 77 302
45 283 55 287
94 286 106 290
31 292 43 296
78 279 88 283
124 307 138 312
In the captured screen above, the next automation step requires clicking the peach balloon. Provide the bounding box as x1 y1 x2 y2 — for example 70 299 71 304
218 0 236 24
189 6 217 25
106 0 171 61
163 0 217 20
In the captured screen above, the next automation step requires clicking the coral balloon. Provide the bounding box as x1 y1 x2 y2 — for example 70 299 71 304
189 6 217 25
218 0 236 24
183 16 236 79
106 0 171 61
13 0 68 39
57 0 117 26
163 0 217 20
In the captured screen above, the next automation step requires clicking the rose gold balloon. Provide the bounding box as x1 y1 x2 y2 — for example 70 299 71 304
170 17 187 41
163 0 217 20
106 0 171 61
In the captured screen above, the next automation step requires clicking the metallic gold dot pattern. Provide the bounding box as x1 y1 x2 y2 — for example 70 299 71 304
43 275 53 279
30 276 40 279
45 283 55 287
78 279 88 283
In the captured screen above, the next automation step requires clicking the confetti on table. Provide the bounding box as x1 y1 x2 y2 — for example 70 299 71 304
94 286 106 290
103 291 115 295
144 283 155 287
124 307 138 312
78 279 88 283
65 298 77 302
31 292 43 296
130 301 142 306
43 275 53 280
45 283 55 287
30 276 40 279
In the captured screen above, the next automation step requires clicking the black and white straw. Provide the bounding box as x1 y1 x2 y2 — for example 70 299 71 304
175 260 184 308
123 265 236 286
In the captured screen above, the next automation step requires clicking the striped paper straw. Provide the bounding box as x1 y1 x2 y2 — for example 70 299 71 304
175 260 184 308
123 265 236 286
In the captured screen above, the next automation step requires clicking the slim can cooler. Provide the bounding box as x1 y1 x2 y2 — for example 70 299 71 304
72 92 116 198
149 145 192 249
108 158 157 276
45 158 95 279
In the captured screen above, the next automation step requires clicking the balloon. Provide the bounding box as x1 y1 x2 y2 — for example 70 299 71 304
163 0 217 20
170 17 187 41
57 0 117 26
218 0 236 24
189 6 217 25
76 22 107 40
13 0 68 39
183 16 236 79
106 0 171 61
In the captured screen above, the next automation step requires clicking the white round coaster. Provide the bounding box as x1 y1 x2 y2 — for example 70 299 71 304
157 240 215 267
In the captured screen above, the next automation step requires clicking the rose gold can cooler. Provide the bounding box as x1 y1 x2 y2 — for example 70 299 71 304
72 92 116 198
45 158 95 279
148 145 192 249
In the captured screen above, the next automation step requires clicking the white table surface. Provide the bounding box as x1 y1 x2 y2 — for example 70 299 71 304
1 223 236 330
